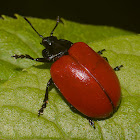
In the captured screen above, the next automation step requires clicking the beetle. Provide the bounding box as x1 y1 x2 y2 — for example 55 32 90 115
12 16 123 128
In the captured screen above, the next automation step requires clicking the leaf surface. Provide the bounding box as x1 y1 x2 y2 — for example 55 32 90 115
0 14 139 140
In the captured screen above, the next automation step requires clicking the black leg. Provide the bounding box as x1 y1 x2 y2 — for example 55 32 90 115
38 78 54 116
97 49 106 55
102 57 108 62
88 118 95 129
12 54 50 62
114 65 123 71
70 106 96 128
97 49 108 62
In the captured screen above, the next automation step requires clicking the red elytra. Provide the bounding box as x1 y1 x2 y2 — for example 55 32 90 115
50 42 121 118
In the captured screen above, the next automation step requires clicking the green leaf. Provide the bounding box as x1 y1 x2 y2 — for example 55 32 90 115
0 14 139 139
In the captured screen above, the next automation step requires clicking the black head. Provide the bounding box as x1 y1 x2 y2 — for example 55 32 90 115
24 16 73 62
41 36 58 47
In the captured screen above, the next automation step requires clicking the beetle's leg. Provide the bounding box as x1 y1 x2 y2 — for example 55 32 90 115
88 118 95 129
70 106 96 129
102 57 108 62
38 78 54 116
114 65 123 71
97 49 108 62
12 54 50 62
97 49 106 55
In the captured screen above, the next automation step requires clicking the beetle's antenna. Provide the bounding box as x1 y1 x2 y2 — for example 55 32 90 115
24 17 43 38
50 16 63 36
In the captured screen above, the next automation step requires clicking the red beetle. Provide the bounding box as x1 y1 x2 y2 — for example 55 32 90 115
12 16 122 128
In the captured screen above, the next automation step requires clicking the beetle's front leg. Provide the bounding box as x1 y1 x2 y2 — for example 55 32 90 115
12 54 50 62
38 78 54 116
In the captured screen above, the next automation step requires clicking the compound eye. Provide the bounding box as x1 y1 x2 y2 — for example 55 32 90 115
41 37 50 47
42 37 48 43
42 36 58 47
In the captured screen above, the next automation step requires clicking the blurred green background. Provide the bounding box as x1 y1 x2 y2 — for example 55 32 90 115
1 0 140 33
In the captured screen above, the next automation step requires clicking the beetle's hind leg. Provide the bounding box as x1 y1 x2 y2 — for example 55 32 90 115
97 50 123 70
87 118 95 129
97 49 106 55
97 49 108 62
70 105 96 129
38 78 54 116
114 65 123 71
